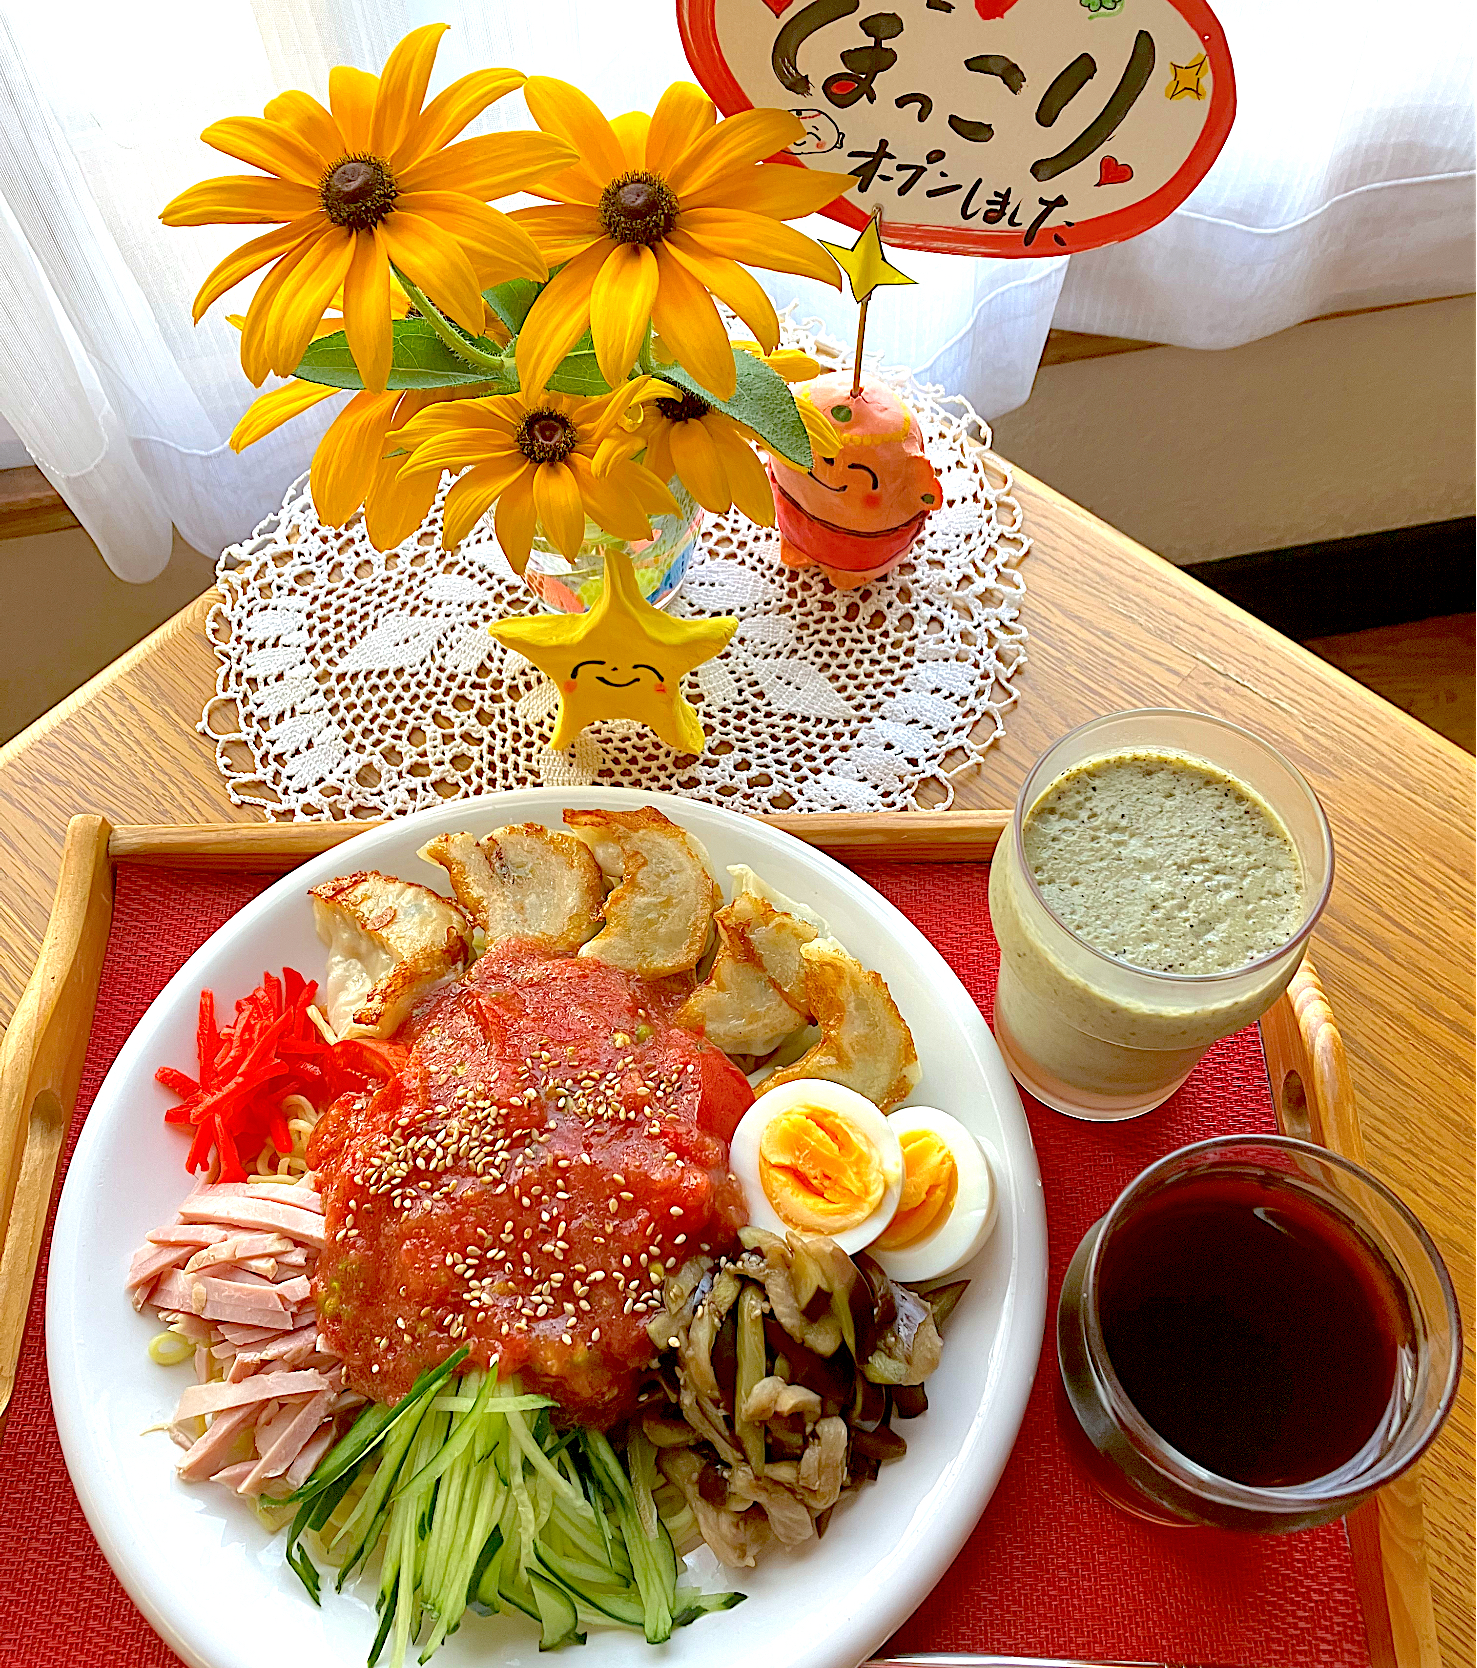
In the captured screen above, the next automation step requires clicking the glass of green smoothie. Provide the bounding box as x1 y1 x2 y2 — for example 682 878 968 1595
989 709 1334 1120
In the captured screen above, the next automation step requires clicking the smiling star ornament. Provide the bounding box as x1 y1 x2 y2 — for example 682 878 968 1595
488 550 737 755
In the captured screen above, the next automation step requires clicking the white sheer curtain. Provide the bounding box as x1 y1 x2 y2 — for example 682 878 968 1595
0 0 1470 579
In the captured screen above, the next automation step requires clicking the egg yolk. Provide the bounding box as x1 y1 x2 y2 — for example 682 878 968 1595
873 1129 958 1250
758 1104 885 1232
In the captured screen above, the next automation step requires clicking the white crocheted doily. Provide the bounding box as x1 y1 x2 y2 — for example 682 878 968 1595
202 323 1030 819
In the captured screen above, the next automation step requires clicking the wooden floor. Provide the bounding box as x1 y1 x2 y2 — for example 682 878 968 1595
1303 614 1475 755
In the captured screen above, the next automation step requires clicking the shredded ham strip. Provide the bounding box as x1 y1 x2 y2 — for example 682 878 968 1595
130 1176 351 1501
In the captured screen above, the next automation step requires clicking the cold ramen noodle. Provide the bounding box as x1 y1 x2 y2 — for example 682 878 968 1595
127 808 998 1662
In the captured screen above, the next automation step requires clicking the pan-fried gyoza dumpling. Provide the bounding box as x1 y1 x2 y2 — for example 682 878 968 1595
674 890 817 1054
724 864 831 941
563 807 719 978
309 870 473 1039
757 938 920 1112
418 825 603 953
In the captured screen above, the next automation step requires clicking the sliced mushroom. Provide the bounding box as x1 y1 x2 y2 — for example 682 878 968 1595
684 1266 743 1406
674 1266 745 1464
738 1227 843 1356
310 870 472 1038
741 1376 824 1425
564 807 719 977
660 1448 772 1569
797 1416 848 1512
758 938 920 1112
418 824 603 952
726 1462 816 1547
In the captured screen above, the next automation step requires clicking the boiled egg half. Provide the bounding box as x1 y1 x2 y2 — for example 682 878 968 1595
729 1079 903 1254
867 1106 997 1283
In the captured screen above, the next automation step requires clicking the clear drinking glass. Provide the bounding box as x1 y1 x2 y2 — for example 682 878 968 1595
988 709 1334 1120
1057 1136 1461 1532
521 479 704 614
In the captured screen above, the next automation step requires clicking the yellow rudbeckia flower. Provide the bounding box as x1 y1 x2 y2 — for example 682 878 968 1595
395 384 678 571
160 24 577 392
230 380 475 552
636 387 775 527
510 79 851 400
733 341 822 385
633 342 842 523
227 277 499 550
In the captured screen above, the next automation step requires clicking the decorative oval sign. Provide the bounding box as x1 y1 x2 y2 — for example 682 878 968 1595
677 0 1235 256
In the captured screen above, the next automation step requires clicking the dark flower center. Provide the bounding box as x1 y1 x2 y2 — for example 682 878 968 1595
654 391 712 423
320 154 398 230
516 410 578 464
598 170 680 246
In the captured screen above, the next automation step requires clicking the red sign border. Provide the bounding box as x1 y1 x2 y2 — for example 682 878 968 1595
675 0 1236 257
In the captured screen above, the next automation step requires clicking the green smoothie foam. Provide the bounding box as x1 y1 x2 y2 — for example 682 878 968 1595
1021 752 1303 976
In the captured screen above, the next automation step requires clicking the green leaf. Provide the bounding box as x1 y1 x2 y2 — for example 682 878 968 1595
660 349 813 469
293 322 515 392
476 294 615 395
482 277 543 336
545 346 612 398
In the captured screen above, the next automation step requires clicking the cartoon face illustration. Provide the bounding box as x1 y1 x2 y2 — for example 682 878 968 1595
766 371 943 589
564 659 666 694
776 372 941 536
787 109 844 156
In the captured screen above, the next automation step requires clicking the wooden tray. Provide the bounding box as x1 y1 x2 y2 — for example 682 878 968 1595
0 811 1442 1668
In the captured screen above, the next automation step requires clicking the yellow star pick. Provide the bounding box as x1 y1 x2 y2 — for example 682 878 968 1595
488 550 737 755
819 210 915 306
1165 53 1210 101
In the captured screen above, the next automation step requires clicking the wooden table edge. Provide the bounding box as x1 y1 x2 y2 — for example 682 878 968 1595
0 810 1441 1666
1007 466 1477 773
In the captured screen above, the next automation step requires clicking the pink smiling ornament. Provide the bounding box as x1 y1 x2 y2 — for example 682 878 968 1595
768 370 942 589
766 209 942 589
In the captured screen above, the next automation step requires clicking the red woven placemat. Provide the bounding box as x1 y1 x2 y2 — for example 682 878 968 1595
0 862 1373 1668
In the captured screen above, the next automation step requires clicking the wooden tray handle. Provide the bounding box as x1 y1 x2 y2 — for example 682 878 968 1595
1260 957 1442 1668
106 811 1010 868
0 816 114 1427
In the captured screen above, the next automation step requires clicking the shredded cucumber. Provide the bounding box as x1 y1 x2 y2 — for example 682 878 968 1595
284 1358 744 1663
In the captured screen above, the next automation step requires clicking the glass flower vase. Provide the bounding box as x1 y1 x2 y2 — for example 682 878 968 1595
521 480 703 614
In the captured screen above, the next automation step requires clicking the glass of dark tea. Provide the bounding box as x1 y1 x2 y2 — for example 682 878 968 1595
1057 1135 1461 1532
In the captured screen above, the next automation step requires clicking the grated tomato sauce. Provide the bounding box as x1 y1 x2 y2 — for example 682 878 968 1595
308 943 752 1425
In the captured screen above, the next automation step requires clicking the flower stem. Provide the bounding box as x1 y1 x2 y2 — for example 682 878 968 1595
391 266 510 376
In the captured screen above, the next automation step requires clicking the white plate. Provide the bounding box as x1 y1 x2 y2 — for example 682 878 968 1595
48 788 1046 1668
